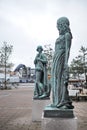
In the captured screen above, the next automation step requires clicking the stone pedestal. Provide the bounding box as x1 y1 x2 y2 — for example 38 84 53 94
44 106 74 118
32 99 50 121
42 116 77 130
42 106 77 130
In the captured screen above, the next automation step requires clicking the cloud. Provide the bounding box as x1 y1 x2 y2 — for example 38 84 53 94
0 0 87 69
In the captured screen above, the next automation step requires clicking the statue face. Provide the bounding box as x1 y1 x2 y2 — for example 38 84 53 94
38 48 42 53
57 23 64 34
57 17 70 35
37 46 43 53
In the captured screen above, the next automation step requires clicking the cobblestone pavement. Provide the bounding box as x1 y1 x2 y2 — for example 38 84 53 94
0 83 87 130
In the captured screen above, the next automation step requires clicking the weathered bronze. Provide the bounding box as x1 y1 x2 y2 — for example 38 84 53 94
33 45 51 99
51 17 74 109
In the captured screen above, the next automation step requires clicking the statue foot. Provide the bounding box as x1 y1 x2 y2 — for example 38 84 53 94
66 104 74 109
57 102 65 108
39 93 48 99
47 104 57 108
33 95 39 99
57 102 74 109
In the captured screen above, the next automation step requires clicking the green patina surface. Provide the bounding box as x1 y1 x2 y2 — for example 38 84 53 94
34 17 74 111
51 17 74 109
33 45 51 99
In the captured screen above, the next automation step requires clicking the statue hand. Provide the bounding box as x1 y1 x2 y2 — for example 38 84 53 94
37 58 41 61
37 57 39 60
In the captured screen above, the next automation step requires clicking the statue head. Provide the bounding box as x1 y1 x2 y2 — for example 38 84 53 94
57 17 70 35
36 45 43 52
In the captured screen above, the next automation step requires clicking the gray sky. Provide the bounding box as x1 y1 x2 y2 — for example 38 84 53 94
0 0 87 70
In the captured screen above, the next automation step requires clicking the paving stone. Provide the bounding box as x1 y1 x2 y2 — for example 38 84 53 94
0 83 87 130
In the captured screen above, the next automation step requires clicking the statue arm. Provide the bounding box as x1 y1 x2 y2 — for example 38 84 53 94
37 54 47 64
42 54 48 64
65 32 72 66
34 54 38 64
64 33 72 84
34 59 37 64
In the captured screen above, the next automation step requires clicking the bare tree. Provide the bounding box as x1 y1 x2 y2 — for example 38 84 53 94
79 46 87 81
43 44 53 74
69 46 87 82
0 42 13 89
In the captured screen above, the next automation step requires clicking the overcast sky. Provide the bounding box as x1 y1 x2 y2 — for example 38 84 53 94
0 0 87 70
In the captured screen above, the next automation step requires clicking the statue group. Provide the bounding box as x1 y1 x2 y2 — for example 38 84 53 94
34 17 74 109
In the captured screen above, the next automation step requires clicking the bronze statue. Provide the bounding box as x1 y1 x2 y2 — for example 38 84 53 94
33 45 50 99
51 17 74 109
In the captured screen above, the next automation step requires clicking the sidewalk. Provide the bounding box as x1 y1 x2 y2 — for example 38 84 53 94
0 83 87 130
